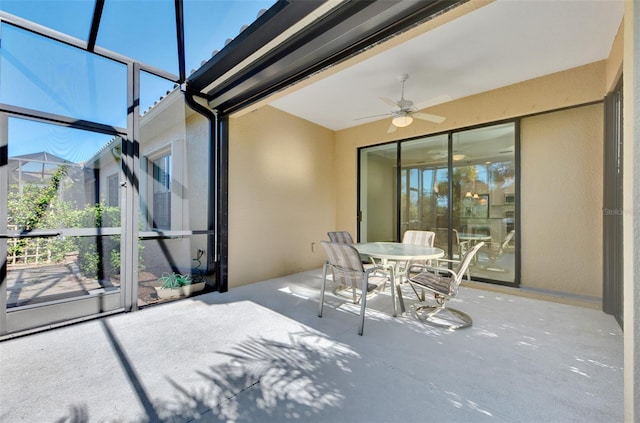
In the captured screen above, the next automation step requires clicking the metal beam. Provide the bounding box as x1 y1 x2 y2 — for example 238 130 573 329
174 0 186 83
0 10 179 83
87 0 105 51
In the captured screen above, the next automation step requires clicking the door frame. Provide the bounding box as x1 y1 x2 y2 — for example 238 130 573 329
603 77 624 328
0 109 132 336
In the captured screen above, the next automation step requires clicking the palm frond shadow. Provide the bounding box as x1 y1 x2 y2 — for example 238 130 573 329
156 330 356 422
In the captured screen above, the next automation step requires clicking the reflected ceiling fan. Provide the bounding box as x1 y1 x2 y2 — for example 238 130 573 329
357 74 447 133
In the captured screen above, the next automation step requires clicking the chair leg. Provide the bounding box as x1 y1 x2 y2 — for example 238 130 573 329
358 276 367 336
396 282 406 315
408 283 426 302
318 262 329 318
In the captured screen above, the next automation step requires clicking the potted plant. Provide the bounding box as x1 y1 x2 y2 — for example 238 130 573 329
154 272 205 299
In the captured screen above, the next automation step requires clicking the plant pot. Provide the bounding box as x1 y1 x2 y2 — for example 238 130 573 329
154 282 205 299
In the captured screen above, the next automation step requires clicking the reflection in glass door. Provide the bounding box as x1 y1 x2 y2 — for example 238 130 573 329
400 134 450 252
1 117 125 334
358 122 518 285
452 123 516 283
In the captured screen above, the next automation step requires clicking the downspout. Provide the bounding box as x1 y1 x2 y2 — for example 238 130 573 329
184 90 228 293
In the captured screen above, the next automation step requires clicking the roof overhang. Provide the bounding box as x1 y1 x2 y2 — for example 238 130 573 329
186 0 464 116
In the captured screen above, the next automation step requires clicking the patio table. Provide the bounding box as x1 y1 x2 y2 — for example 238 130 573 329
458 233 491 263
458 233 492 243
354 242 444 316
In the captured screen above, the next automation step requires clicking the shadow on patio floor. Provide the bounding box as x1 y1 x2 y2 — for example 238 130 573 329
1 268 623 423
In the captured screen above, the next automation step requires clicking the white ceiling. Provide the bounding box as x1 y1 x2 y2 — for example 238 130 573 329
269 0 624 131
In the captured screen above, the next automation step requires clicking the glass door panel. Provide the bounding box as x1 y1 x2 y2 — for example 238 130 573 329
400 134 449 245
359 143 397 242
452 123 516 283
2 117 124 334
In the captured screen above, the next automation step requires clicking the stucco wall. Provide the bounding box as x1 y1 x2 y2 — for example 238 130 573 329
520 105 603 297
334 62 606 298
228 106 335 286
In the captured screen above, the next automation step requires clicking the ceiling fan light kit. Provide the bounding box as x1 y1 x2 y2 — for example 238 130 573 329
392 114 413 127
357 73 447 131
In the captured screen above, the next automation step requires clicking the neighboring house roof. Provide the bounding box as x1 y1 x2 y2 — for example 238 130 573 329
8 151 74 165
8 151 82 187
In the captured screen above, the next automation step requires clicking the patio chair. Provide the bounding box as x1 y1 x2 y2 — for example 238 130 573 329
405 241 484 330
480 230 515 267
327 231 354 244
402 230 435 248
319 241 394 335
326 230 376 298
327 231 384 297
433 227 468 259
395 230 436 278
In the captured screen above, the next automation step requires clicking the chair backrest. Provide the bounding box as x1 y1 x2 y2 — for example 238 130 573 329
452 228 460 245
327 231 354 244
433 228 461 255
433 228 448 249
453 241 485 286
402 230 435 247
501 230 515 249
321 241 364 289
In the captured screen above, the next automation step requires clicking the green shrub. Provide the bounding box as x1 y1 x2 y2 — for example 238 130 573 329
77 203 121 279
7 165 142 279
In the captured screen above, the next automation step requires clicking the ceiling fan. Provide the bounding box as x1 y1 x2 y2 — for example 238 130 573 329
357 74 447 133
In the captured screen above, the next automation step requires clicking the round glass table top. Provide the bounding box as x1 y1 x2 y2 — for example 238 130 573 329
354 242 445 261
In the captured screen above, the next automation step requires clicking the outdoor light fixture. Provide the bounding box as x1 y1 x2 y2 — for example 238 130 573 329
392 114 413 128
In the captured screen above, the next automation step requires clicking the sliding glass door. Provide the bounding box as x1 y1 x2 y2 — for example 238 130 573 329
358 121 518 285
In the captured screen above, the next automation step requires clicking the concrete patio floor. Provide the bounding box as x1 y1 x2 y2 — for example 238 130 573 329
0 268 623 422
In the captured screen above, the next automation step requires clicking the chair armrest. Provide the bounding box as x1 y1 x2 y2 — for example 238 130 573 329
365 265 386 275
432 258 461 266
406 264 456 278
431 257 471 283
365 265 390 279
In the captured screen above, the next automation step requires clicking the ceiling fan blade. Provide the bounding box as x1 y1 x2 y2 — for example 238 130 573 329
413 112 446 124
354 112 392 121
387 123 397 133
379 96 399 108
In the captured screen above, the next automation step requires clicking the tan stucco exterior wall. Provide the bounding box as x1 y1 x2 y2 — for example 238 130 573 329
334 62 606 298
520 105 603 297
228 106 335 286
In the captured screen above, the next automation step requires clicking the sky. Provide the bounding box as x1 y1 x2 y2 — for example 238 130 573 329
0 0 275 162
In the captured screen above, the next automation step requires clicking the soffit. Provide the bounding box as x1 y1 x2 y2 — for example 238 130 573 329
268 0 624 131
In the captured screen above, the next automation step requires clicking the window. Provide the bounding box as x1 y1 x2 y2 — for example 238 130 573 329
152 153 171 230
107 173 119 207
